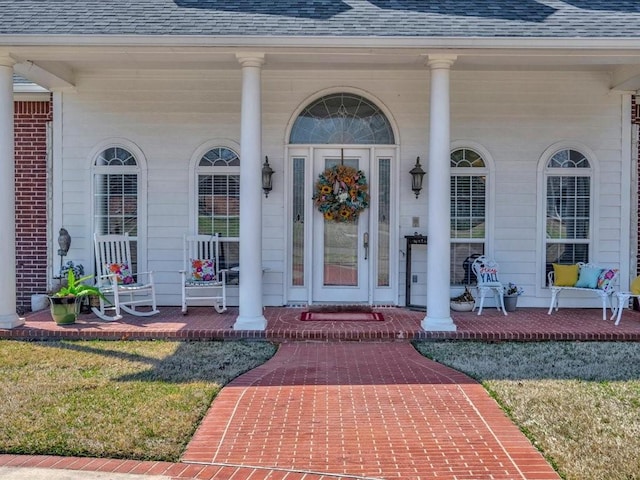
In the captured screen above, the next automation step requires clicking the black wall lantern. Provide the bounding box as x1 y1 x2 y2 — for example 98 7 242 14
409 156 425 198
262 156 274 197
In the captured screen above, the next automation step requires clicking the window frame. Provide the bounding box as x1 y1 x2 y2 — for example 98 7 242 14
542 148 594 284
195 146 241 238
90 139 148 276
450 144 492 286
535 141 601 296
189 141 242 279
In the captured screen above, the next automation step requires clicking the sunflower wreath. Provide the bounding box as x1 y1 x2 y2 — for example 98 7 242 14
313 164 369 222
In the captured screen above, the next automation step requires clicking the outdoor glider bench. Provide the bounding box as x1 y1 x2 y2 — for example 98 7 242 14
547 263 619 320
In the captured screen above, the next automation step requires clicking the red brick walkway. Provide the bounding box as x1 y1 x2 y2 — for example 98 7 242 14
183 342 558 479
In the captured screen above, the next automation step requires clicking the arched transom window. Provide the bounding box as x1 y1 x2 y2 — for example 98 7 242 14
289 93 395 144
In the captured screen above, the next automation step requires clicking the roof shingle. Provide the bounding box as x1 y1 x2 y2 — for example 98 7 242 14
0 0 639 38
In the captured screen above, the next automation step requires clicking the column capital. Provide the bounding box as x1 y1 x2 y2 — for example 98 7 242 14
425 54 457 70
236 53 265 68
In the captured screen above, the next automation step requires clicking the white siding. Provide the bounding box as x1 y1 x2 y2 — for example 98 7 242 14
55 67 628 308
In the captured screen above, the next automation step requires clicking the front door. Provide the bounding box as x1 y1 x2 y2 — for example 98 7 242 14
312 148 370 303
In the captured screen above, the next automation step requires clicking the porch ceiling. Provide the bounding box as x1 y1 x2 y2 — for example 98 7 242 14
6 42 640 91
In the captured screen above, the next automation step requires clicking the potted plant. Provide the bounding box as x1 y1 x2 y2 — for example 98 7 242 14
58 261 96 312
48 270 105 325
450 287 476 312
504 282 524 312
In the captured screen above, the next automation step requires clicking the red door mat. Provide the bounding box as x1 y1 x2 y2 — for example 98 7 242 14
300 311 385 322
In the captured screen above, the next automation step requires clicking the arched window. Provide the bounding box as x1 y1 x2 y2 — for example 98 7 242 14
289 93 394 144
544 149 592 279
196 147 240 236
196 147 240 275
450 148 488 285
93 145 141 270
93 146 139 236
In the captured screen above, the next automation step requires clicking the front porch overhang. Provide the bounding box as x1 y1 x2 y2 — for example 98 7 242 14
3 38 640 329
4 38 640 90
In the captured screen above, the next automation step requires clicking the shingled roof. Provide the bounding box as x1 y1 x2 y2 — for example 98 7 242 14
0 0 639 38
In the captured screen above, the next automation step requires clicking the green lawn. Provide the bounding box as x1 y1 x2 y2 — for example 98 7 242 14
0 340 276 462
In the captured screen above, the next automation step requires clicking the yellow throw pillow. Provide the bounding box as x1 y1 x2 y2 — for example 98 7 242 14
631 276 640 295
553 263 579 287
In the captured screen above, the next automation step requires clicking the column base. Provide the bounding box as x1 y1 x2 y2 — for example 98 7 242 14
233 314 267 331
421 314 457 332
0 313 25 329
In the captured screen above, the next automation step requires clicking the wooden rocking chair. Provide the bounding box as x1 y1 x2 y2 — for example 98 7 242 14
180 234 228 314
92 233 160 321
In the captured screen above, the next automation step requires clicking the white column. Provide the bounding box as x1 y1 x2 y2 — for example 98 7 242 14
0 56 23 328
234 53 267 330
422 55 457 332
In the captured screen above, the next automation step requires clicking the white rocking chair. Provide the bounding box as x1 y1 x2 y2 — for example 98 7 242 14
471 255 508 316
92 233 160 321
180 234 228 314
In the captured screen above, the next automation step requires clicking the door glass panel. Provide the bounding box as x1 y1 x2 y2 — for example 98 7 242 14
324 221 358 286
323 156 359 287
292 157 305 286
378 158 390 286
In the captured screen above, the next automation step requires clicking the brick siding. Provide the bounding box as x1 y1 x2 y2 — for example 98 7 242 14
14 98 52 313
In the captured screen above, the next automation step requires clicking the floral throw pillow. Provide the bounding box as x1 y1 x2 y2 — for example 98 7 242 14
596 269 618 291
191 259 216 282
108 263 134 285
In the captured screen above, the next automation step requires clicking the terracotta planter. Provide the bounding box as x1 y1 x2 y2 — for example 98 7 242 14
48 296 81 325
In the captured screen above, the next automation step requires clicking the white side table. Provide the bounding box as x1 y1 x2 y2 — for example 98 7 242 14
611 292 640 325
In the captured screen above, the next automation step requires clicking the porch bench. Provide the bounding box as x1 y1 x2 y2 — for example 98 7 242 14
547 263 619 320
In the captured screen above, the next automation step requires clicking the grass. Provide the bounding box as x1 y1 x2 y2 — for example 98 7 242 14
414 341 640 480
0 339 277 462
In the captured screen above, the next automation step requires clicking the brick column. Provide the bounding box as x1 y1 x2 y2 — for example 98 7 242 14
15 99 51 312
